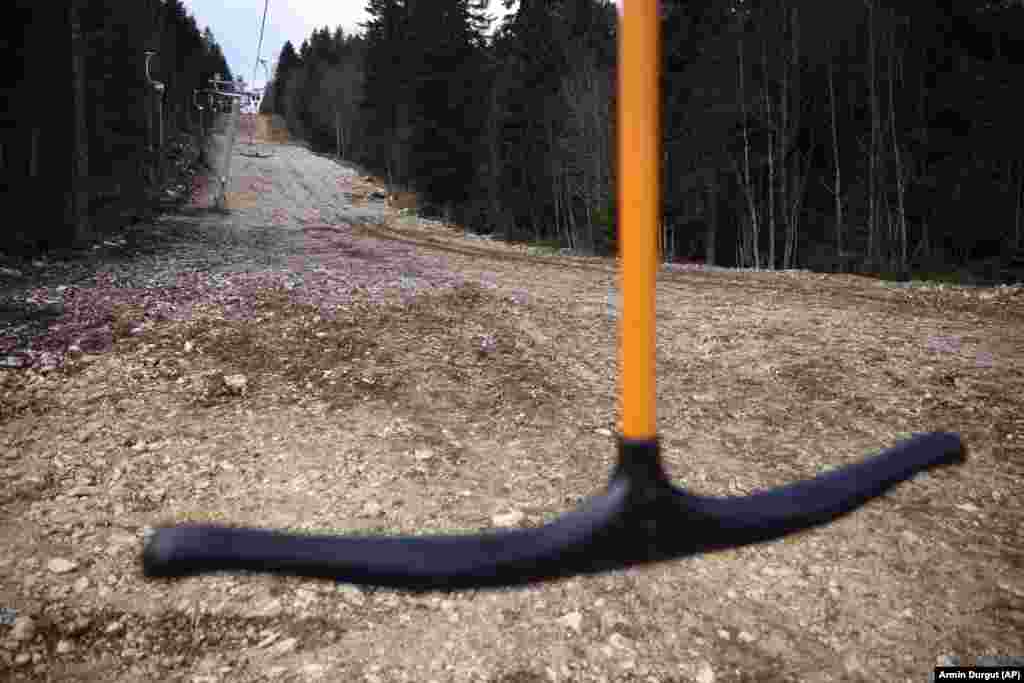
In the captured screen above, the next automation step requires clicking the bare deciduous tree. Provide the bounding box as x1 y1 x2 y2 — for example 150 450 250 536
558 53 613 254
736 29 760 269
827 59 844 262
866 0 879 267
70 0 91 241
888 24 908 273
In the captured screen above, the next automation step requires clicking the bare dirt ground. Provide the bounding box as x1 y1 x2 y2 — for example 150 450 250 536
1 115 1023 682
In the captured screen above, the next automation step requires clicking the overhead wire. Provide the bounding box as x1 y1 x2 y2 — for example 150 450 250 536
253 0 270 102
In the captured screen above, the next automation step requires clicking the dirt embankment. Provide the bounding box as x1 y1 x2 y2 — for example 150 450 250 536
1 119 1022 683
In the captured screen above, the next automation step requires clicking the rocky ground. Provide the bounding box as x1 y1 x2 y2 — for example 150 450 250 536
1 116 1022 682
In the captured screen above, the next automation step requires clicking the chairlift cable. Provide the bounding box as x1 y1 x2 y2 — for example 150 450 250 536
253 0 270 92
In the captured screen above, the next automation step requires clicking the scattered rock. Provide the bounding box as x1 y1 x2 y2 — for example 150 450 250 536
267 637 298 656
65 617 91 636
302 662 326 680
738 631 756 643
999 577 1024 598
695 661 716 683
608 633 632 651
14 652 31 666
361 502 383 518
337 584 365 606
248 598 283 618
223 374 248 394
558 611 583 634
256 632 280 649
10 616 36 642
900 530 920 544
48 558 78 574
67 485 98 497
843 652 866 675
56 640 74 654
760 565 787 577
491 510 525 528
73 577 90 593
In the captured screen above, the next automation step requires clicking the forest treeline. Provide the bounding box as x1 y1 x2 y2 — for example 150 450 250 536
72 0 234 231
3 1 231 250
268 0 1024 281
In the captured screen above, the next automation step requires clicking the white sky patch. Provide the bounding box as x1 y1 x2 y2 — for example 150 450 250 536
181 0 517 90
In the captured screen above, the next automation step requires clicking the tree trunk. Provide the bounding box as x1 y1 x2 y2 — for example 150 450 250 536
828 60 844 262
336 111 342 158
486 84 506 239
783 5 801 270
764 37 776 270
737 35 759 268
866 0 878 267
705 177 717 265
888 29 908 273
1015 160 1023 249
70 0 91 242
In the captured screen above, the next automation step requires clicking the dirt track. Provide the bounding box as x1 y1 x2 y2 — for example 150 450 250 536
1 116 1023 682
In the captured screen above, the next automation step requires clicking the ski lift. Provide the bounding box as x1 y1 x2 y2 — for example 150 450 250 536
142 0 965 590
144 51 165 153
144 50 165 94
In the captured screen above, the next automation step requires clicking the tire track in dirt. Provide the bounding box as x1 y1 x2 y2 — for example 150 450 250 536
351 216 1024 326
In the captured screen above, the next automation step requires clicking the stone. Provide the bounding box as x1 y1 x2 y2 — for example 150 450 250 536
558 611 583 634
695 661 716 683
10 617 36 642
491 510 524 528
608 633 632 651
337 584 365 605
267 637 298 656
48 558 78 574
224 374 248 393
249 598 283 618
361 502 383 517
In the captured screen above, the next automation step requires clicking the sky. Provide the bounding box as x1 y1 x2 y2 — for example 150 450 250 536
180 0 518 91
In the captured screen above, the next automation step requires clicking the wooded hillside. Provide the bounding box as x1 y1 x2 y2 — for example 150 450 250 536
268 0 1024 282
1 0 231 253
4 0 1024 283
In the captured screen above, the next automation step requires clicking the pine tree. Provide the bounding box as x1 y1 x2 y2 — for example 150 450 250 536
361 0 413 184
271 41 299 115
407 0 489 208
